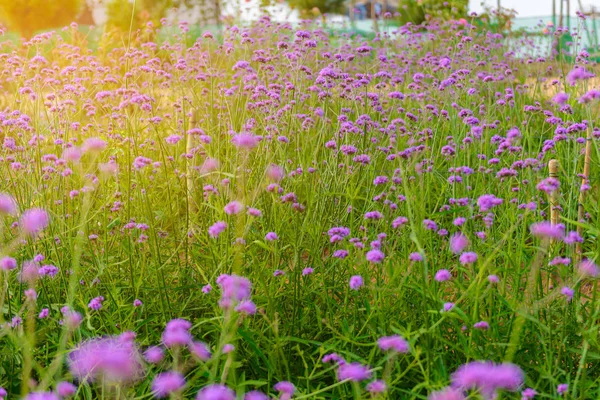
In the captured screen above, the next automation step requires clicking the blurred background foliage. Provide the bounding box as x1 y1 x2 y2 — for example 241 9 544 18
0 0 473 39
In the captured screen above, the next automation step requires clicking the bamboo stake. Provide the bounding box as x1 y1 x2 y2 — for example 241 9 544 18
549 159 560 227
186 112 197 210
576 130 593 260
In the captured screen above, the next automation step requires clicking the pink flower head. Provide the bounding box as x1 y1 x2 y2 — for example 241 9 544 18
191 341 212 361
349 275 363 290
274 381 296 399
377 335 409 353
144 346 165 364
337 362 371 381
435 269 452 282
0 256 17 271
530 221 564 240
0 194 17 215
62 147 82 162
477 194 503 212
428 387 466 400
451 361 524 399
68 335 144 383
552 92 569 105
162 318 192 347
231 133 259 149
578 259 600 278
152 371 186 398
366 249 385 263
459 252 478 265
473 321 489 330
224 201 243 215
82 137 107 153
56 382 77 397
208 221 227 238
409 252 424 262
196 384 235 400
20 208 50 237
557 383 568 394
366 380 387 394
217 274 252 308
267 164 285 182
265 232 278 241
449 233 469 254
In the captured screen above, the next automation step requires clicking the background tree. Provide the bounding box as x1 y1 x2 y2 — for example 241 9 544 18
106 0 173 31
397 0 468 25
286 0 346 22
0 0 84 38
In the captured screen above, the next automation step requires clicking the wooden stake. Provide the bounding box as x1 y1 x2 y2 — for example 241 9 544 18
549 159 560 227
576 130 593 260
186 112 197 210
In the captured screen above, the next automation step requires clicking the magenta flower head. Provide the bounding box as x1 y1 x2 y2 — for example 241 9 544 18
144 346 165 364
477 194 503 212
152 371 186 398
162 318 192 347
530 221 564 240
19 260 39 283
190 341 212 361
231 133 259 149
274 381 296 400
208 221 227 238
449 233 469 254
0 194 17 215
435 269 452 282
234 299 257 315
82 137 107 153
56 381 77 397
62 308 82 330
409 252 424 262
24 392 59 400
20 208 50 237
578 259 600 278
196 384 235 400
0 387 6 399
133 299 143 307
521 388 537 399
68 335 144 384
366 249 385 263
552 92 569 105
349 275 363 290
265 232 278 241
63 147 82 162
561 286 574 301
0 256 17 271
536 177 560 195
459 252 478 265
473 321 489 330
267 164 285 182
217 274 252 308
557 383 568 394
366 380 387 394
442 302 455 312
377 335 409 353
451 361 524 399
245 391 268 400
224 201 243 215
337 362 371 381
428 387 466 400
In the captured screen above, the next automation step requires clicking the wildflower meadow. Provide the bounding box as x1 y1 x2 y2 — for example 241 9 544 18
0 12 599 400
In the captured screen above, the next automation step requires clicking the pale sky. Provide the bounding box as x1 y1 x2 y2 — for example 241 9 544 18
469 0 600 17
